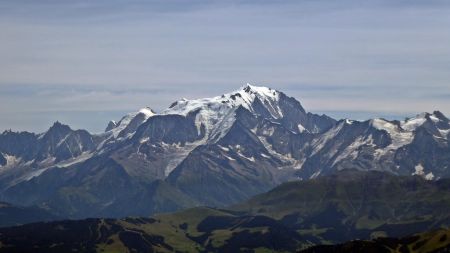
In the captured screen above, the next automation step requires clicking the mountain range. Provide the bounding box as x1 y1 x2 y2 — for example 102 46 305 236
0 84 449 218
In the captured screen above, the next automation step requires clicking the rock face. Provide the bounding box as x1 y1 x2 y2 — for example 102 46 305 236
104 120 117 132
0 154 5 166
0 84 449 218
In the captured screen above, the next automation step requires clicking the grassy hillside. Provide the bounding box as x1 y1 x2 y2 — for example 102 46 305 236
0 170 449 252
233 170 450 242
300 229 450 253
0 207 310 253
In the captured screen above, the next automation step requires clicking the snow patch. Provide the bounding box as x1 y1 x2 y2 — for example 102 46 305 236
297 124 306 133
237 152 255 162
57 152 93 168
39 156 56 165
412 163 425 176
401 115 427 131
371 119 414 157
140 137 150 143
218 145 230 152
261 153 271 158
260 126 275 136
56 134 70 147
425 172 435 180
23 168 48 181
412 163 435 180
257 135 298 166
438 128 450 139
310 170 321 179
0 153 20 169
138 107 155 117
223 154 236 161
429 115 440 123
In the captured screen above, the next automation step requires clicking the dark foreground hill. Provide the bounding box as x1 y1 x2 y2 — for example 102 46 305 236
0 171 449 252
299 229 450 253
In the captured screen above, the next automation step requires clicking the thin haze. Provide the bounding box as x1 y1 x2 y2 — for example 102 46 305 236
1 0 450 133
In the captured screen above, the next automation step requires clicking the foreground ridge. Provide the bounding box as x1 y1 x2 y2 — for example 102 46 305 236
0 171 449 252
299 229 450 253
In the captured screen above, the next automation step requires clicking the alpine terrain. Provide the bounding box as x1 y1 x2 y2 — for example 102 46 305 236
0 85 449 219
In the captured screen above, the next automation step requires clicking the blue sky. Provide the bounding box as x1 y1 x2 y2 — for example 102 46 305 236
1 0 450 133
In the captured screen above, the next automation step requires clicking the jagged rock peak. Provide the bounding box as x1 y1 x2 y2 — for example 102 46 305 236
105 120 117 132
48 121 71 132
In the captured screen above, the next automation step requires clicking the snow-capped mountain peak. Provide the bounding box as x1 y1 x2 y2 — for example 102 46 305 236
401 114 427 132
162 84 281 116
159 84 286 142
241 83 279 100
367 111 450 136
368 111 450 149
400 111 449 133
138 107 156 116
430 110 448 122
106 107 155 139
105 120 117 132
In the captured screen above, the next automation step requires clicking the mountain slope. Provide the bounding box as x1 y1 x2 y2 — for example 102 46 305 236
0 208 308 253
0 171 449 252
1 216 447 253
0 202 59 227
233 170 450 241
